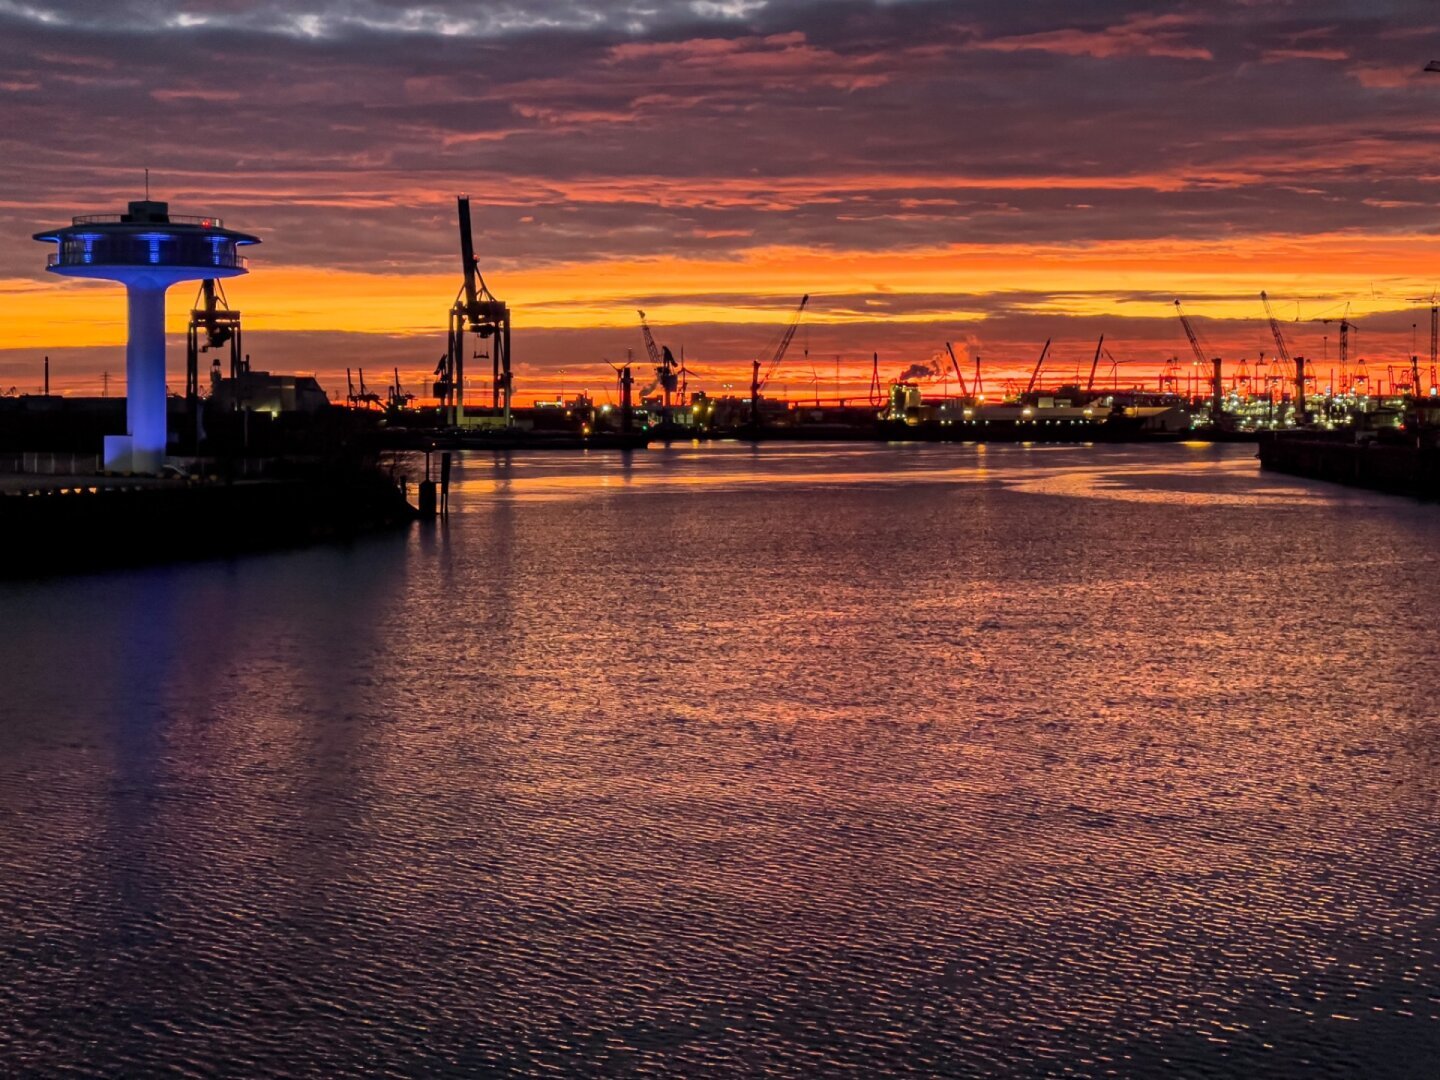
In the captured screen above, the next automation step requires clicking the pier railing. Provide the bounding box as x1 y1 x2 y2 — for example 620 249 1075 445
0 454 299 498
0 452 100 476
47 251 248 271
71 213 225 227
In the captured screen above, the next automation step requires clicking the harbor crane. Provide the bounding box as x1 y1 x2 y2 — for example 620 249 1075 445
1310 303 1355 394
1407 290 1437 380
1175 300 1225 419
1260 291 1292 367
186 278 244 395
1158 356 1182 396
637 309 680 419
1085 334 1105 395
1261 290 1307 419
1174 301 1208 368
749 294 810 428
347 367 382 410
1024 338 1051 397
388 367 414 411
944 342 969 398
435 195 512 427
638 310 662 369
184 278 244 447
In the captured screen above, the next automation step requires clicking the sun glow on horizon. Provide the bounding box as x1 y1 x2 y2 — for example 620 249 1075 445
5 231 1440 391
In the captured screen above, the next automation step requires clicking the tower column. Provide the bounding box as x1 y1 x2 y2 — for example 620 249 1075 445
126 283 168 472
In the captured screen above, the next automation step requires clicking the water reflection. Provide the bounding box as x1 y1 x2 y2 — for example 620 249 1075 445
1 443 1439 1075
442 441 1325 508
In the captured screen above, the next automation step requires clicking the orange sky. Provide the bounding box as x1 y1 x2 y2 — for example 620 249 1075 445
8 232 1440 401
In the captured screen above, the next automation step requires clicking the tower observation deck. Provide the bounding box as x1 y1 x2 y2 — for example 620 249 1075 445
34 199 259 473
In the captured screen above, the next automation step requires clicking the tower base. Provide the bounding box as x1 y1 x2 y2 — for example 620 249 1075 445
103 434 161 475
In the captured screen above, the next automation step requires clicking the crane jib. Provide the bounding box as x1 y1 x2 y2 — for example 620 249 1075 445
757 294 810 392
457 196 479 315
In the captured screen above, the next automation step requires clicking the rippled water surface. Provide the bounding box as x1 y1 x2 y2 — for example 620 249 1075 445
2 442 1439 1077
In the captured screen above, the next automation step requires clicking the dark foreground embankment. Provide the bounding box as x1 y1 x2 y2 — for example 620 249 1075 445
1258 431 1440 499
0 469 417 576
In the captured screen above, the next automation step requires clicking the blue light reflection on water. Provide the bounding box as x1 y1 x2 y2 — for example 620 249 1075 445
1 442 1438 1076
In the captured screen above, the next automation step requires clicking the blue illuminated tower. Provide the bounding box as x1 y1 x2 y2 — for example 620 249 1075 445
34 200 259 473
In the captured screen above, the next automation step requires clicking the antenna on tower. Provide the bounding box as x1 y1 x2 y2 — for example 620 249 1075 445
145 168 150 199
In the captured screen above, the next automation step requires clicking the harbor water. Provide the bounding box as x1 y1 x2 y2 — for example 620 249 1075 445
1 442 1438 1076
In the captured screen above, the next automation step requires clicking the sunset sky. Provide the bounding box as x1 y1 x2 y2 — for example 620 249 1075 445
4 0 1440 402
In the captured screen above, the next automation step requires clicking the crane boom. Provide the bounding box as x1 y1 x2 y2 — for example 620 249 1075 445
1174 301 1208 366
944 342 969 398
757 295 809 392
1025 338 1051 396
637 310 663 368
1260 291 1293 365
458 196 479 316
1086 334 1105 393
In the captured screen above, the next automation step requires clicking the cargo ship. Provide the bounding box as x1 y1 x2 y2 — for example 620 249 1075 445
872 384 1195 443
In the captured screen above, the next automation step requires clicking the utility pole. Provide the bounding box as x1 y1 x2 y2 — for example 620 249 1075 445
750 359 761 431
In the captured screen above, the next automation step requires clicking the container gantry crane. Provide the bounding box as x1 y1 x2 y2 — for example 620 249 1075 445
346 368 381 410
435 195 511 427
388 367 415 412
186 278 244 395
184 278 244 448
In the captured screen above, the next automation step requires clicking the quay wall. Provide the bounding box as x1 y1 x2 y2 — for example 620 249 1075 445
1258 433 1440 500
